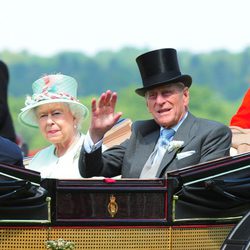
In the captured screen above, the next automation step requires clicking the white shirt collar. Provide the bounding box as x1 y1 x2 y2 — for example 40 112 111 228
160 111 188 133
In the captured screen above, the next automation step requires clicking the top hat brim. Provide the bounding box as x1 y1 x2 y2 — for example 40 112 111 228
135 74 192 96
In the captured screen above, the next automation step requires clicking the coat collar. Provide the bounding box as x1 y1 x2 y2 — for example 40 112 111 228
157 112 197 177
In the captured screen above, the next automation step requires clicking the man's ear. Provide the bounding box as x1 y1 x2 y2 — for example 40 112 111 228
183 87 190 107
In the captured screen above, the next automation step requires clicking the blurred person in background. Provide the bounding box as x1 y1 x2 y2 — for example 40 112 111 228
0 60 29 157
230 87 250 155
230 88 250 128
0 60 16 142
0 60 24 167
0 135 24 167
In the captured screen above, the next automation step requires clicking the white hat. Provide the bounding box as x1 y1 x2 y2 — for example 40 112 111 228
18 74 89 128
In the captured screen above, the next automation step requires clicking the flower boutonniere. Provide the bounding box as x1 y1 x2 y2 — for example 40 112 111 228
167 140 184 153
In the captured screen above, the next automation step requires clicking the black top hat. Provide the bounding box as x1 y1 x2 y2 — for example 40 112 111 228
135 48 192 96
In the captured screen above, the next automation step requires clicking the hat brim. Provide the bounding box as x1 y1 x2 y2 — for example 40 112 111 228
135 74 192 96
18 99 89 128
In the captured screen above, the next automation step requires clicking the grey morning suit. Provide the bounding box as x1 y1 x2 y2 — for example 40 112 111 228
79 113 232 178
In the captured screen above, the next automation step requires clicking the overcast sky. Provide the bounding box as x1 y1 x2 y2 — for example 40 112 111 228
1 0 250 56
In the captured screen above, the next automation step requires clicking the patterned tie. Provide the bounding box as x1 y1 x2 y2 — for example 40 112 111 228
140 128 175 178
159 128 175 147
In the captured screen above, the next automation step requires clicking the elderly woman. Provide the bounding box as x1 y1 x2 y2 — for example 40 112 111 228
18 74 89 179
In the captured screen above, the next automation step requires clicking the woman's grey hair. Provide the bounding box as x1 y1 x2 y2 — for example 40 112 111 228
68 103 85 131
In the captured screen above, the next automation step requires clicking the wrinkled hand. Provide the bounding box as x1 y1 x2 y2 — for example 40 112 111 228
90 90 122 143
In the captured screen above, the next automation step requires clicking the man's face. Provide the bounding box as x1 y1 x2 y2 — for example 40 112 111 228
145 83 189 128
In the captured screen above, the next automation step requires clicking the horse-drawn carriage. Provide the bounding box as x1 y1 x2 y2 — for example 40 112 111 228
0 152 250 249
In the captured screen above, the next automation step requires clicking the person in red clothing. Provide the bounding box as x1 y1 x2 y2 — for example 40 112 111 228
230 88 250 128
230 88 250 155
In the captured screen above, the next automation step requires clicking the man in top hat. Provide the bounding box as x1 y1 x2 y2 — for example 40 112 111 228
79 48 232 178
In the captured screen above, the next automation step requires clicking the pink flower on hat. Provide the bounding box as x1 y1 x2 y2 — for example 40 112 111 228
42 75 59 94
43 75 58 87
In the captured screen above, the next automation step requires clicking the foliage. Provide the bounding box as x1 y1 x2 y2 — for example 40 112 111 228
188 85 237 124
1 46 250 103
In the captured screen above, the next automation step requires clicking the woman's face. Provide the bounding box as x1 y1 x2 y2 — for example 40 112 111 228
36 103 77 146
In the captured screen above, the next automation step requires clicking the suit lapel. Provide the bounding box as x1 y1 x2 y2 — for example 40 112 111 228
134 129 160 177
156 113 197 176
130 120 160 177
174 113 197 147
